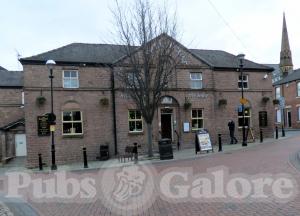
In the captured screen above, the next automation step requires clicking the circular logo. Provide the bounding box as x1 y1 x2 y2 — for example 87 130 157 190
98 164 157 215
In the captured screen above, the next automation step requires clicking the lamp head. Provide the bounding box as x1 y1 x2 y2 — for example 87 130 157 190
237 53 245 66
46 59 56 70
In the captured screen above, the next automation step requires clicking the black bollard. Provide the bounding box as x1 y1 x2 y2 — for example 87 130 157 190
218 134 222 152
83 147 88 168
282 125 285 137
275 126 278 139
260 128 263 143
38 153 43 171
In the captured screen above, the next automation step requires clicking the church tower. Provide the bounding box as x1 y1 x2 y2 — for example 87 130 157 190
279 13 293 75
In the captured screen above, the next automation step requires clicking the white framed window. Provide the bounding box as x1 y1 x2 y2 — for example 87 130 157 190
127 72 139 88
62 111 83 135
238 75 249 89
191 109 204 130
275 87 281 99
276 109 282 123
190 72 203 89
238 107 251 127
63 70 79 88
128 110 143 132
298 107 300 121
297 83 300 97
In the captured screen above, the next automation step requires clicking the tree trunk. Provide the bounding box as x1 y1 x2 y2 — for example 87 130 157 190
146 122 153 157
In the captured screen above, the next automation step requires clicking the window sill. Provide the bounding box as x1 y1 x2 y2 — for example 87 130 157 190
191 128 204 132
62 134 84 139
128 131 144 135
190 88 203 90
62 88 79 90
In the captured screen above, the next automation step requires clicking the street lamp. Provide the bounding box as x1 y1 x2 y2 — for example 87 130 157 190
237 54 247 147
46 59 57 170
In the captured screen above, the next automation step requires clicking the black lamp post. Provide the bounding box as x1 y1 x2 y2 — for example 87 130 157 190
237 54 247 147
46 59 57 170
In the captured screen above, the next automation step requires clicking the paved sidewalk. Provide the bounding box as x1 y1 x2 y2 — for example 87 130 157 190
0 130 297 174
30 133 294 173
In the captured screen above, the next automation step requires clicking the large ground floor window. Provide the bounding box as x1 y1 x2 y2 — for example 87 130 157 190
128 110 143 132
238 107 251 127
62 111 83 135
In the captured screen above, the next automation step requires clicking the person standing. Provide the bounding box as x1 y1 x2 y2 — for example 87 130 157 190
132 142 138 164
228 120 238 144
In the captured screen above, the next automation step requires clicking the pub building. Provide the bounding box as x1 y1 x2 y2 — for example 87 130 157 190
17 34 274 167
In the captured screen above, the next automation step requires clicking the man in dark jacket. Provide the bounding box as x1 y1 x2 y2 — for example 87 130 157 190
228 120 238 144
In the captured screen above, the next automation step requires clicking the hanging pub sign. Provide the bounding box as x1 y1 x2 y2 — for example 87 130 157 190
195 129 213 154
37 115 50 136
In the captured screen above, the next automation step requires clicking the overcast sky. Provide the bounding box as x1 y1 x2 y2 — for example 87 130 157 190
1 0 299 71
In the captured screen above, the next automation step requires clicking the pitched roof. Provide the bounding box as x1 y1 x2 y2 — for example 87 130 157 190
190 49 273 71
20 40 273 71
20 43 127 65
0 70 23 87
0 66 7 70
273 68 300 85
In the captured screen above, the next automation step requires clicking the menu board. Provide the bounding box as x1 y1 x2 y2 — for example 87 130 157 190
197 132 212 151
37 115 50 136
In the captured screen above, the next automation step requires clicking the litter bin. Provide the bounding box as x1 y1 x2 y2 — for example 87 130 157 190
99 145 109 161
158 138 173 160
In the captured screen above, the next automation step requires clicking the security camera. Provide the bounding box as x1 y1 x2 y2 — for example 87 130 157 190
263 74 268 79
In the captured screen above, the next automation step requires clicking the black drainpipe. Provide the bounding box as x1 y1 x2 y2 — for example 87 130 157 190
110 66 118 155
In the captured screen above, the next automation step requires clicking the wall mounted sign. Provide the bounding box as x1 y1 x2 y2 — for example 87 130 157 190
183 122 190 132
186 93 208 99
37 115 50 136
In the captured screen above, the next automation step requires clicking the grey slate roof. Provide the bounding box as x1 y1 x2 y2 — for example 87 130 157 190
21 43 127 65
0 70 23 87
190 49 273 71
20 42 273 71
273 68 300 85
0 66 7 70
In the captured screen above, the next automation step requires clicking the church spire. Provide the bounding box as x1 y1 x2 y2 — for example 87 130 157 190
280 13 293 75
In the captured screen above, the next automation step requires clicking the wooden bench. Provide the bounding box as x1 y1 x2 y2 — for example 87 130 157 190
118 146 134 162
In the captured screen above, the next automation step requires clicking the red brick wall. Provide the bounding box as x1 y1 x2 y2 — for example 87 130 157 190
276 81 300 128
0 88 24 127
23 65 114 168
23 58 274 167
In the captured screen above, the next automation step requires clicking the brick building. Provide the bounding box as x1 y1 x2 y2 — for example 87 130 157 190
0 66 25 162
272 14 300 129
20 35 274 168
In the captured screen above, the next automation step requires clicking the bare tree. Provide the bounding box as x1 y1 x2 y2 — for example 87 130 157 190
112 0 180 157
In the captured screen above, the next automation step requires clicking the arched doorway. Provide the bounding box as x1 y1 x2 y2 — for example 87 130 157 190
159 96 180 142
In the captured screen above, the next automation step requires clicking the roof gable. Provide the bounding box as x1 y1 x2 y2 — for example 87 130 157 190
114 33 210 67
